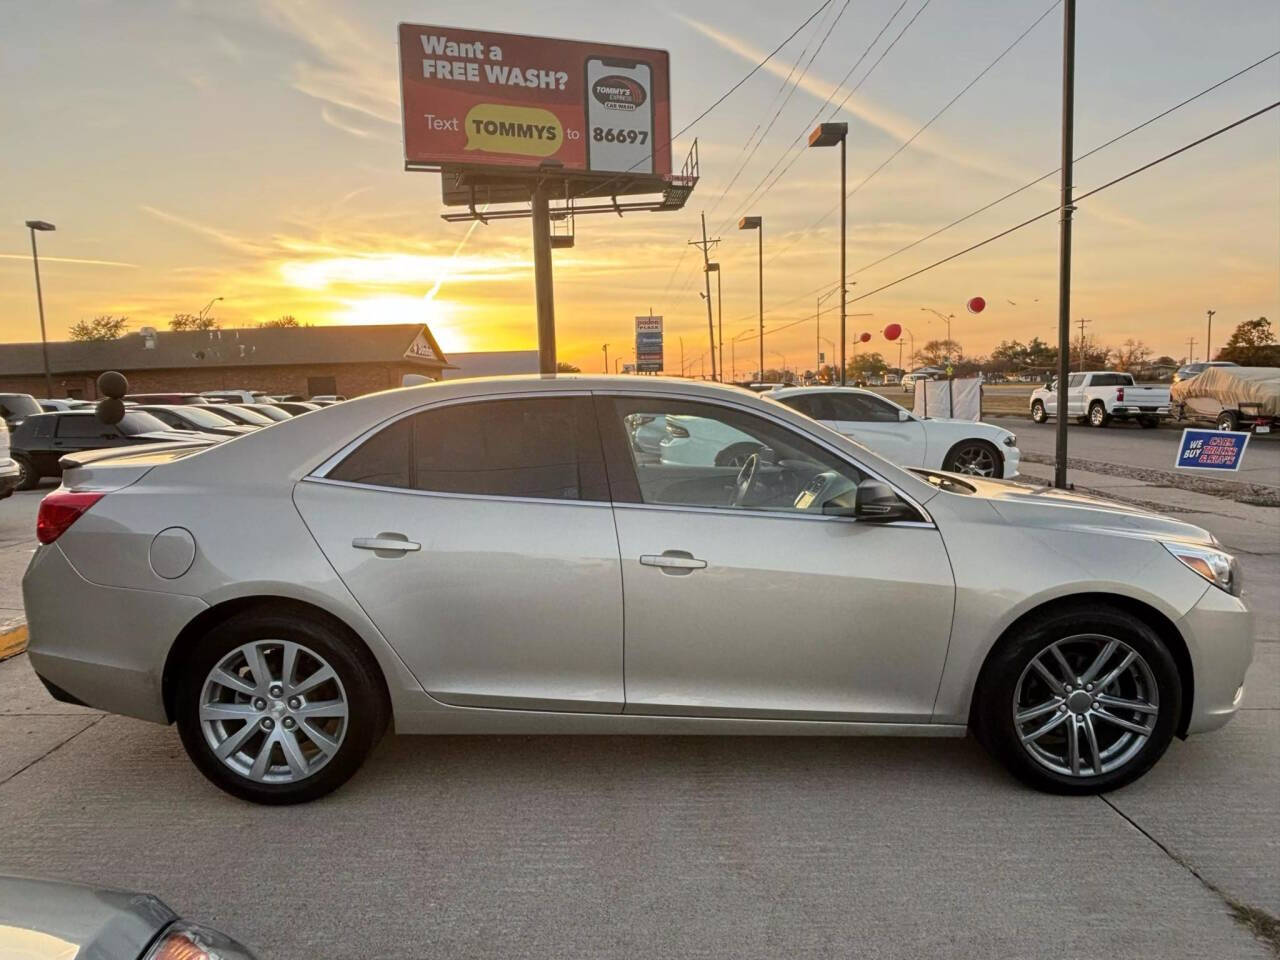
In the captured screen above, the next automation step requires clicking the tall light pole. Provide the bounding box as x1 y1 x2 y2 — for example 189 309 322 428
25 220 57 397
739 216 763 381
707 262 723 381
1053 0 1078 490
197 296 223 321
920 307 955 371
1205 309 1216 361
809 122 849 384
602 343 609 373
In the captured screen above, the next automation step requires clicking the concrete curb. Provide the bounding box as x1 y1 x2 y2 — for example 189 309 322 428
0 623 27 664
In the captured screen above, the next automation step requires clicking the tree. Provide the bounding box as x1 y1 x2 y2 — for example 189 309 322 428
259 315 300 328
913 339 963 368
556 361 580 373
68 315 128 341
1217 317 1280 365
848 351 888 380
1112 338 1152 372
1069 335 1110 371
170 313 219 331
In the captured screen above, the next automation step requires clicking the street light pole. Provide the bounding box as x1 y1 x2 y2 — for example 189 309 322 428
1053 0 1077 490
715 265 723 383
739 216 764 381
602 343 609 373
25 219 57 397
1205 309 1216 361
809 123 849 385
197 296 223 321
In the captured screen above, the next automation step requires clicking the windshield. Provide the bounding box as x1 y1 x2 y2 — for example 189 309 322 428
0 394 42 418
119 411 176 435
163 406 236 428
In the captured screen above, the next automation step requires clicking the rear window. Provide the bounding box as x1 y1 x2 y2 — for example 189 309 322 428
118 411 172 435
0 394 42 419
1090 373 1134 387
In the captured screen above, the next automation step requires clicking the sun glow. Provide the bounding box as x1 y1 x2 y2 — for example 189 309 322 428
335 294 471 352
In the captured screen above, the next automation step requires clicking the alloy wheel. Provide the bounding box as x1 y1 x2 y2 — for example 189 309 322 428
199 639 349 784
1090 405 1106 426
949 444 998 477
1012 634 1159 778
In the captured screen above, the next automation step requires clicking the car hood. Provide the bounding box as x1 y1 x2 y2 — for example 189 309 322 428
0 874 175 959
919 471 1216 546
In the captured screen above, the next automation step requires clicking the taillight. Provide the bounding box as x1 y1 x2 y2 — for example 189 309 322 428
1116 387 1125 401
36 490 104 544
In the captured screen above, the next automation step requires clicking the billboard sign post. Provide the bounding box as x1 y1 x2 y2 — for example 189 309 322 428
635 315 663 373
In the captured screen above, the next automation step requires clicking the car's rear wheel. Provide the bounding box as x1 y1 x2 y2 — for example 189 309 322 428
1217 410 1239 432
942 440 1002 478
175 610 388 804
1030 401 1047 424
1089 402 1110 427
973 605 1180 794
13 454 38 491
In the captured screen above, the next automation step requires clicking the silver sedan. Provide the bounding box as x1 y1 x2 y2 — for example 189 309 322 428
22 376 1252 804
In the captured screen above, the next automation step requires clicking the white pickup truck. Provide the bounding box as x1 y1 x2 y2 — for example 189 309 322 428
1029 371 1171 428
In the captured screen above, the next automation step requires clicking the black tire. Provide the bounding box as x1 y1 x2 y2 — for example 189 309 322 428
13 454 39 491
1030 401 1047 424
942 439 1004 478
715 441 765 468
1088 402 1111 428
1217 410 1239 432
972 604 1181 795
1138 416 1159 429
175 609 389 805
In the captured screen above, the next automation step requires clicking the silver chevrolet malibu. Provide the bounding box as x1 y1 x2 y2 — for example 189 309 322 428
22 376 1252 804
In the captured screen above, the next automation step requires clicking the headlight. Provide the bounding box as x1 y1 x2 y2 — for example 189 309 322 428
1162 541 1240 596
1003 433 1017 447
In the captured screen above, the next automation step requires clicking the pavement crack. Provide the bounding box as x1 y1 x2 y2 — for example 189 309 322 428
1100 794 1280 956
0 714 106 789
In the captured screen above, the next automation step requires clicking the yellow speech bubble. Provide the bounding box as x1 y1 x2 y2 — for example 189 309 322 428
464 104 563 158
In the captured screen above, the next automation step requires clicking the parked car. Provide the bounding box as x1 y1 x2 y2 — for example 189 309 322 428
207 404 280 427
269 401 322 415
1171 365 1278 433
10 410 220 489
126 392 212 405
22 376 1250 803
0 420 19 499
202 389 271 404
133 404 260 437
772 386 1020 478
0 874 257 959
38 398 94 412
0 392 43 428
233 402 293 422
900 369 941 393
1171 360 1238 386
1029 371 1171 427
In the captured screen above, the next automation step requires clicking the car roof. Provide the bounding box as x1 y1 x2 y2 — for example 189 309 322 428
768 385 876 397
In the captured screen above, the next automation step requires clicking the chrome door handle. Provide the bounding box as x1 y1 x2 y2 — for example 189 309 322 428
640 552 707 572
352 536 421 553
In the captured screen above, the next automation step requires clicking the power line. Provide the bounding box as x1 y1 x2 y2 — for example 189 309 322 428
579 0 836 201
842 100 1280 306
713 0 916 236
723 51 1280 326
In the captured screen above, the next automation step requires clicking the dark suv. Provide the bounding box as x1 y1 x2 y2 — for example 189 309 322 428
10 410 204 489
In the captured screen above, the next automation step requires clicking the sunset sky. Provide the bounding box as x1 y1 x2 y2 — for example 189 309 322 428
2 0 1277 376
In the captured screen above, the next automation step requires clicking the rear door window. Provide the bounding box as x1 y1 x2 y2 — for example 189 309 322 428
54 415 107 438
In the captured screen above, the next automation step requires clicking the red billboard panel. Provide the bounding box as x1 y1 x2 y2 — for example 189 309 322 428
398 24 672 178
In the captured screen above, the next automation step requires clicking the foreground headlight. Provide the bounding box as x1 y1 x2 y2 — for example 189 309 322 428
1003 433 1017 447
144 921 258 960
1162 542 1240 595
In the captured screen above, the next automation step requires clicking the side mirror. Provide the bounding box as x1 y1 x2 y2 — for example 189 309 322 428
854 480 917 523
897 408 911 422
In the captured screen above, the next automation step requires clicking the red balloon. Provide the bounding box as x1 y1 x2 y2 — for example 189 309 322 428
859 332 871 343
967 296 986 314
883 323 902 342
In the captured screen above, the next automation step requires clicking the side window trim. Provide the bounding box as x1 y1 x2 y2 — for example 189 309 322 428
311 391 611 505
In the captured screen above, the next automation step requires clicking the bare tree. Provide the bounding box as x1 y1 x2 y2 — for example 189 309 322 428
259 315 301 328
68 315 128 341
170 313 219 331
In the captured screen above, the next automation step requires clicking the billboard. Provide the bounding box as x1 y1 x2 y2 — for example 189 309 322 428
635 315 663 372
399 24 672 178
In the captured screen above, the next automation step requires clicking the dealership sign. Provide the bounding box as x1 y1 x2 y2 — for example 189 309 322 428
1175 429 1250 471
635 315 663 372
398 24 672 177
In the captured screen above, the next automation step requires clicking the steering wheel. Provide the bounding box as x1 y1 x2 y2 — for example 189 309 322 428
731 452 762 507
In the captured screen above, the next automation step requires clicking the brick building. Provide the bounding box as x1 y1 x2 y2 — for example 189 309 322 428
0 324 464 399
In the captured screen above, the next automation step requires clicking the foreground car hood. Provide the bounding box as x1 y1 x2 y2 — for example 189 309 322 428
0 874 174 958
920 471 1216 545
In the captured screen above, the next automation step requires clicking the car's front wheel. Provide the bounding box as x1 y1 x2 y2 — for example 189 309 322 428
942 440 1002 478
1030 400 1047 424
13 454 38 491
175 609 388 804
973 605 1180 794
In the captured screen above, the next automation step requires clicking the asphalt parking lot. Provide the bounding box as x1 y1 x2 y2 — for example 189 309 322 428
1 462 1277 958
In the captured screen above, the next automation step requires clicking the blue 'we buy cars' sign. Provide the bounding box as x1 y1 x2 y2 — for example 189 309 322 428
1175 429 1250 471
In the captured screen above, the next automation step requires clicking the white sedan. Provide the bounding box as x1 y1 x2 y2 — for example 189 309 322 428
770 386 1020 478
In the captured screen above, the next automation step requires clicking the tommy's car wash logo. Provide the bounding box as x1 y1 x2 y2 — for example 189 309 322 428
591 75 646 111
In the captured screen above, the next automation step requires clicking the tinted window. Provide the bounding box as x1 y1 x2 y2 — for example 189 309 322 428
779 394 826 419
1091 373 1133 387
55 415 112 438
118 411 171 435
329 397 607 501
825 393 900 422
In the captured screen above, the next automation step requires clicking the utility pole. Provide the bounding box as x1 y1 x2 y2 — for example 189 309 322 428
1053 0 1077 490
602 343 608 374
689 213 720 381
1076 316 1091 371
715 266 723 384
1205 309 1216 361
679 336 685 377
1186 337 1197 363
